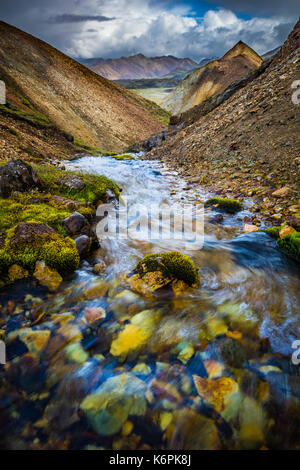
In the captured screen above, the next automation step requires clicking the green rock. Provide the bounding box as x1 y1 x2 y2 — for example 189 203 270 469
205 198 243 214
80 373 147 436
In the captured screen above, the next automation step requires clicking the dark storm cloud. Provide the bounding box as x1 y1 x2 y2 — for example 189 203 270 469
47 14 115 24
204 0 300 17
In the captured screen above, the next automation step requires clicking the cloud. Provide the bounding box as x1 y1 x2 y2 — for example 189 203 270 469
47 14 115 23
204 0 300 18
0 0 297 60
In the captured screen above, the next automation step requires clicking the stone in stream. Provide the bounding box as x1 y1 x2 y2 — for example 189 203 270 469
34 261 62 292
80 373 147 436
61 211 90 236
128 251 199 296
0 159 43 197
74 235 90 257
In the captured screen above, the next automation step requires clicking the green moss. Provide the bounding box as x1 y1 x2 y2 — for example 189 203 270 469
136 251 199 286
0 224 80 273
278 232 300 262
112 154 136 161
0 197 71 236
0 102 50 128
204 198 243 214
32 164 121 204
8 127 19 137
265 226 282 238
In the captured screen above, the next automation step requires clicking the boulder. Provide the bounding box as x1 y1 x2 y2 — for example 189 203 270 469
74 235 90 257
33 261 63 292
10 222 55 246
128 251 199 296
61 175 85 191
61 211 90 236
272 186 290 197
80 373 147 436
0 159 43 198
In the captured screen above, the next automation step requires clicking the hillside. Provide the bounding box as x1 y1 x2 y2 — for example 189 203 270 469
80 54 198 80
162 41 263 115
0 22 166 156
144 19 300 225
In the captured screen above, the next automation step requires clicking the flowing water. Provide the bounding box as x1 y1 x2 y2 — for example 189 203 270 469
1 155 300 450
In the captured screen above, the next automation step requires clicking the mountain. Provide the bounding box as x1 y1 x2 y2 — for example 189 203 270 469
162 41 263 115
198 56 219 67
144 19 300 224
0 22 167 157
262 45 282 59
79 54 198 80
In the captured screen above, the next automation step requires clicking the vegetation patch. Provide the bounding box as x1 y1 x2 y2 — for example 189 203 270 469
264 226 282 238
112 154 136 161
32 164 121 204
136 251 199 286
0 102 50 128
205 198 243 214
278 232 300 262
0 223 80 273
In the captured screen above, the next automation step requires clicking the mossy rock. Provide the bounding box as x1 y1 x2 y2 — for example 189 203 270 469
136 251 199 287
112 154 136 161
205 198 243 214
0 222 80 274
264 225 282 238
278 232 300 262
32 164 121 204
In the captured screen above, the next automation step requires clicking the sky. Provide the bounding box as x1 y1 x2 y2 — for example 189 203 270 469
0 0 299 61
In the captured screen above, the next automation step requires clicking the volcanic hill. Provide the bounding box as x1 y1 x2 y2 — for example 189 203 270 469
0 21 168 160
162 41 263 115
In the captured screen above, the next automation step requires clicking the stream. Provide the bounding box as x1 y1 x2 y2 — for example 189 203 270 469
1 155 300 450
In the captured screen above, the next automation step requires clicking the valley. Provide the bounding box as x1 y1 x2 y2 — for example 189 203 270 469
0 9 299 453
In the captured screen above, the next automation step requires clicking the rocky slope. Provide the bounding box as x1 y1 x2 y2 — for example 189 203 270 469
144 19 300 227
80 54 198 80
0 22 166 155
162 41 263 115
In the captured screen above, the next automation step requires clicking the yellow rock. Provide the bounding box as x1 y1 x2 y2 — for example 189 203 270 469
178 345 194 364
272 186 290 197
58 324 82 343
160 412 173 431
8 264 29 281
9 328 50 356
279 225 296 239
50 313 75 324
206 317 228 338
110 324 150 358
203 360 225 379
193 375 239 413
226 330 243 341
244 224 259 233
83 279 109 300
34 261 62 292
122 420 134 436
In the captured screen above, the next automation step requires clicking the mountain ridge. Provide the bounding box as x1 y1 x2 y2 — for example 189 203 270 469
162 40 263 115
79 54 198 80
0 21 166 155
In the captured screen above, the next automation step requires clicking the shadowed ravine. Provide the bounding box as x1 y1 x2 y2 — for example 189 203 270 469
1 155 300 450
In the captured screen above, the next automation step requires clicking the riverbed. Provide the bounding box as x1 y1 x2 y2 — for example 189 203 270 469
1 155 300 450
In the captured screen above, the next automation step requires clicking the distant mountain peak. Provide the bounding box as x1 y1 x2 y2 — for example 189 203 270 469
79 54 198 80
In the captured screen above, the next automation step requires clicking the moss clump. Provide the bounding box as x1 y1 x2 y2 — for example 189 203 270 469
278 232 300 262
205 198 243 214
265 226 282 238
0 223 80 273
112 154 136 161
0 198 71 236
32 164 121 204
0 102 50 128
136 251 199 286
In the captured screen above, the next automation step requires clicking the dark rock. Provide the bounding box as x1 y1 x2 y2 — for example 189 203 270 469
11 222 55 246
209 213 224 224
286 216 300 228
75 235 90 257
61 211 90 236
0 159 43 198
218 337 247 368
61 175 85 191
